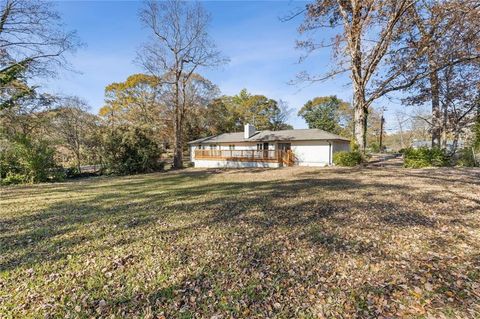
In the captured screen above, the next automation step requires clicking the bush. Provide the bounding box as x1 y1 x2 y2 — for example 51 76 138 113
456 148 478 167
403 147 449 168
350 140 360 152
333 151 363 167
64 166 80 178
102 127 163 175
0 135 63 184
1 172 26 185
369 142 381 153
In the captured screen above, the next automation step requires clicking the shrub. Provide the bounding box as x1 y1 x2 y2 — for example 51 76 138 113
333 151 363 167
369 142 381 153
350 140 360 152
456 148 478 167
0 135 63 184
64 166 80 178
1 172 26 185
403 147 449 168
101 127 163 175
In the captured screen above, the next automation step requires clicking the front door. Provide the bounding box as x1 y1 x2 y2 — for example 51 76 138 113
277 143 293 166
263 142 269 158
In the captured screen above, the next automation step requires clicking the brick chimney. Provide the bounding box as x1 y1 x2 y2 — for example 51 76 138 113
244 123 256 139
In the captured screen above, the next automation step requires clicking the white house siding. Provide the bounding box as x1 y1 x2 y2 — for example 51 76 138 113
190 145 194 161
194 160 280 168
218 143 257 151
291 140 331 166
190 140 350 167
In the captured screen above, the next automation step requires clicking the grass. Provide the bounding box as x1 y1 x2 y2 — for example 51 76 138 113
1 166 479 318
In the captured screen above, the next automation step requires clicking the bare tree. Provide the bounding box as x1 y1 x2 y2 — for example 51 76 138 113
138 0 226 168
440 63 480 153
295 0 417 151
52 97 96 173
399 0 480 148
394 111 409 149
0 0 80 109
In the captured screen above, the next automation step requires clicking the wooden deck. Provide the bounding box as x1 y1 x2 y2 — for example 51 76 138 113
195 149 294 166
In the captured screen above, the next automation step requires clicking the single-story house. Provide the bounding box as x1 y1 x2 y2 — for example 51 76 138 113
188 124 350 168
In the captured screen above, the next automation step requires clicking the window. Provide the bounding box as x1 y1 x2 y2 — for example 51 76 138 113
278 143 291 151
257 143 269 150
229 145 235 150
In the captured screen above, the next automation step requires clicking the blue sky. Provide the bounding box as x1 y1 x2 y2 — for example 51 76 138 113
47 1 399 130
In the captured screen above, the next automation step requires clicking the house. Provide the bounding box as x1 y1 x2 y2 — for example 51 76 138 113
411 139 465 151
188 124 350 168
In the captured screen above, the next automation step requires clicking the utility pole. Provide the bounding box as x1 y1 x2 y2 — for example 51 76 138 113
379 114 385 153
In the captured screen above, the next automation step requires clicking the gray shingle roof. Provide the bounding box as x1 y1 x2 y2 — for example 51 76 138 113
188 129 350 144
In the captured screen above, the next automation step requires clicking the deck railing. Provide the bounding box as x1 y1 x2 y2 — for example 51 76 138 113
195 149 281 162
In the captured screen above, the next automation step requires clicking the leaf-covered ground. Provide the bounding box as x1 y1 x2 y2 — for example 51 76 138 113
1 166 479 318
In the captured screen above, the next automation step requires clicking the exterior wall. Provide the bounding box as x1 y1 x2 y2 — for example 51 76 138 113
217 143 257 151
190 140 350 167
190 145 196 162
291 140 331 166
194 160 280 168
190 143 269 161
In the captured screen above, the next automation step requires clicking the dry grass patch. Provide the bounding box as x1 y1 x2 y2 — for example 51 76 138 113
1 166 479 318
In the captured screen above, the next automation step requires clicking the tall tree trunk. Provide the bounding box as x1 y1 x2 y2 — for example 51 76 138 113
353 88 367 152
428 57 441 148
172 79 183 169
76 150 81 173
379 114 385 153
450 125 460 155
173 119 183 168
398 120 405 149
441 101 448 149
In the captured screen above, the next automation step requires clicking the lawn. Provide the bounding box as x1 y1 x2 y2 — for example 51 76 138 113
1 166 479 318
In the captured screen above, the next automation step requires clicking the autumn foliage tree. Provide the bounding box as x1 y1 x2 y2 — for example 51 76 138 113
138 0 226 168
100 74 166 145
52 97 98 172
198 89 292 136
298 96 352 136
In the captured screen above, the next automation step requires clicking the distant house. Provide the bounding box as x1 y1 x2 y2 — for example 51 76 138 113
188 124 350 168
411 139 465 151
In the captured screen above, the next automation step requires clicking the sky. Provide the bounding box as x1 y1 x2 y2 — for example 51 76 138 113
47 0 401 130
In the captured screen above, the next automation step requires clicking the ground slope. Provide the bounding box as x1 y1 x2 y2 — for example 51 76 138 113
1 167 479 318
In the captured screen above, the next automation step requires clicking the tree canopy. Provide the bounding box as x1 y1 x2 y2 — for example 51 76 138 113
207 89 292 133
298 96 351 136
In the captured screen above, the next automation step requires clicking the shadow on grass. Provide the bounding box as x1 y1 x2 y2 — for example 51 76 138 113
1 167 479 317
0 173 442 272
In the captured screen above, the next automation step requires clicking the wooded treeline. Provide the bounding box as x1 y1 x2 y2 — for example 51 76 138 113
296 0 480 153
1 0 479 184
0 0 295 183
